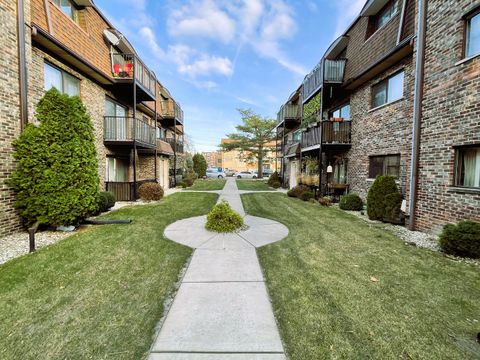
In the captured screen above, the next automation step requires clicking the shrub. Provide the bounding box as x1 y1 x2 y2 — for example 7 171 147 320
205 201 244 233
319 196 332 207
367 176 399 221
384 192 403 223
8 89 99 227
339 193 363 211
183 176 194 187
193 154 207 178
98 191 116 213
267 171 280 187
288 185 310 198
178 181 187 189
439 220 480 258
300 191 314 201
138 182 164 201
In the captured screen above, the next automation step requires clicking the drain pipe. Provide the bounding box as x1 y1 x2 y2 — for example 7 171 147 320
17 0 28 130
408 0 427 230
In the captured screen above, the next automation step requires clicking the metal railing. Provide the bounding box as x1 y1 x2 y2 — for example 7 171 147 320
104 116 156 146
111 53 156 96
324 59 346 83
165 137 184 154
303 59 347 101
105 179 156 201
161 100 184 123
301 121 351 148
277 104 300 124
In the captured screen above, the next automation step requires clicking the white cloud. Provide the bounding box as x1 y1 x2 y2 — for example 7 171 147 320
332 0 365 39
178 55 233 77
167 0 236 44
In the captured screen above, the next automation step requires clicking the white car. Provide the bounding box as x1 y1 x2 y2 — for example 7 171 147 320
205 168 226 179
235 170 257 179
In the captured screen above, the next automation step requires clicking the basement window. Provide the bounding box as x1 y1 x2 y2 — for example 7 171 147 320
455 146 480 188
466 11 480 58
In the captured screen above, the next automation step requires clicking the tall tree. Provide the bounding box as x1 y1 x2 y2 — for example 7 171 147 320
192 153 207 177
220 109 277 177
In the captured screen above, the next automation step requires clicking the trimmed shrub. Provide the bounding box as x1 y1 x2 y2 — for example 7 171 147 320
193 154 207 177
8 89 99 227
205 201 244 233
300 191 314 201
384 192 403 223
183 176 194 187
367 176 399 221
98 191 116 213
138 182 164 201
439 220 480 258
178 181 187 189
267 171 280 187
339 193 363 211
288 185 310 198
319 196 332 206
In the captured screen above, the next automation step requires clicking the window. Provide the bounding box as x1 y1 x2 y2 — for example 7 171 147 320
293 130 301 142
376 0 399 30
466 11 480 58
372 71 404 108
455 146 480 188
156 127 166 139
44 63 80 96
330 103 350 120
106 158 128 182
105 98 127 140
369 155 400 179
53 0 78 22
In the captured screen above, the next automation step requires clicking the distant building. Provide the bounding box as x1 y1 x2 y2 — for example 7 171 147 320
202 151 222 169
220 139 278 173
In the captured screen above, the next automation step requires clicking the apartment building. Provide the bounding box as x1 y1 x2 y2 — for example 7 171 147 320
203 151 222 169
277 0 479 233
220 139 278 174
0 0 184 236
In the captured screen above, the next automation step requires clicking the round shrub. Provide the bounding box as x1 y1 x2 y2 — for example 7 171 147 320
269 180 281 189
267 171 280 187
205 201 244 233
98 191 116 213
384 192 403 223
8 88 99 227
138 182 164 201
319 196 332 207
439 220 480 258
183 176 194 187
300 191 314 201
339 193 363 211
367 175 398 221
288 185 311 198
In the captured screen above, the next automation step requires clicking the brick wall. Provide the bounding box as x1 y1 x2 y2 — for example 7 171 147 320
415 0 480 233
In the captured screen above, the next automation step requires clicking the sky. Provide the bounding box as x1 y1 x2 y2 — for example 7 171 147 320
95 0 365 152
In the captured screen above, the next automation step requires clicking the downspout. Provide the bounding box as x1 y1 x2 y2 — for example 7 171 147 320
154 87 158 182
173 108 177 187
17 0 28 130
132 57 137 200
408 0 427 230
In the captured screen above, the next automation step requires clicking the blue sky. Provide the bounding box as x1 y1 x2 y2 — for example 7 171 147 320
95 0 365 152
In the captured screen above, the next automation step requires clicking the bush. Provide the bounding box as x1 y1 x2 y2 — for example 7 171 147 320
367 176 399 221
193 154 207 178
205 201 244 233
138 182 164 201
300 191 314 201
183 176 194 187
8 89 99 227
178 181 187 189
98 191 116 213
439 220 480 258
267 171 280 187
319 196 332 207
384 192 403 223
339 193 363 211
288 185 310 198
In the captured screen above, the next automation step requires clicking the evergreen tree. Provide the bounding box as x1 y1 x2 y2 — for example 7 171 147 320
193 153 207 177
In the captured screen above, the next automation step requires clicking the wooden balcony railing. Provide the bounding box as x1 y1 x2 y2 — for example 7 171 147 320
104 116 156 147
161 100 184 123
111 53 156 97
301 121 351 148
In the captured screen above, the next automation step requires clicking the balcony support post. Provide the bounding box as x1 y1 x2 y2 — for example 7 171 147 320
154 94 158 183
173 115 177 187
132 57 137 201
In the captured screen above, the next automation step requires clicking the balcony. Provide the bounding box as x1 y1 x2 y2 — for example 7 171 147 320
301 121 351 151
111 53 156 101
161 99 184 126
104 116 156 148
165 137 184 154
105 179 156 201
277 104 301 128
324 59 346 83
303 59 347 102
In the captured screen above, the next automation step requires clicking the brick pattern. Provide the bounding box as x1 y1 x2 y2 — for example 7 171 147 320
415 0 480 233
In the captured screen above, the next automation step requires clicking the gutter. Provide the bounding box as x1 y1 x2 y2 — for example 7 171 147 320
408 0 427 230
17 0 28 130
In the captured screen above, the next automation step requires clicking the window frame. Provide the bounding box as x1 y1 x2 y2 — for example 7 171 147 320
375 0 399 31
329 103 351 120
371 70 404 109
44 62 80 96
368 154 401 179
52 0 79 22
464 7 480 59
454 145 480 188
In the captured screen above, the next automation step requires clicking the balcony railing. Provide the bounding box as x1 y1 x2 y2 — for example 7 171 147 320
105 179 156 201
301 121 351 149
165 137 184 154
277 104 300 124
324 59 346 83
303 59 347 101
161 100 184 123
111 53 156 97
104 116 156 147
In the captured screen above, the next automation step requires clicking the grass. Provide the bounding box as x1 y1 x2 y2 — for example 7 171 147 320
187 179 226 191
0 192 218 360
242 193 480 360
236 179 272 191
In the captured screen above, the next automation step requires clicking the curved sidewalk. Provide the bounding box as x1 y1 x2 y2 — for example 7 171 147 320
149 178 288 360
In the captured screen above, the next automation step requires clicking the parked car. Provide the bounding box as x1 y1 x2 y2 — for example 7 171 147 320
262 169 274 177
205 168 226 179
225 169 236 177
235 171 257 179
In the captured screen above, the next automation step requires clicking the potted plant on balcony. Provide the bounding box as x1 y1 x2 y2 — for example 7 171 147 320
329 117 344 122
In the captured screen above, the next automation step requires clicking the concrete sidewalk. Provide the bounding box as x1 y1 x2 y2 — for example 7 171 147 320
149 178 288 359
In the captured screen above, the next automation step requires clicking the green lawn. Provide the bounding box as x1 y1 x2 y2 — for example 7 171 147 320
242 193 480 360
0 192 218 360
236 179 272 191
188 179 226 191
